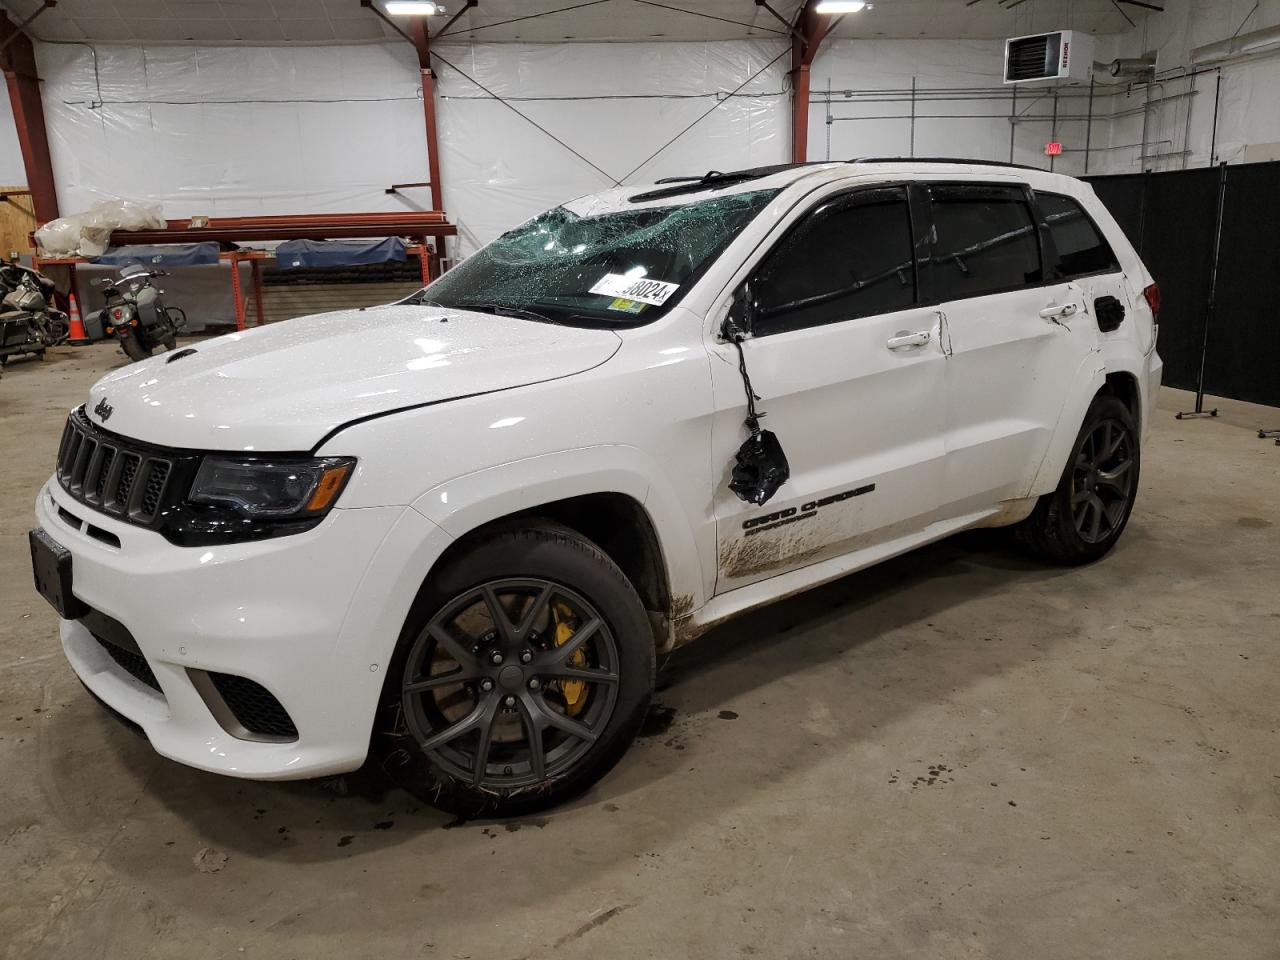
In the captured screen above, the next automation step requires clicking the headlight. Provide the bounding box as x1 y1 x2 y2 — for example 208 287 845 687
189 457 355 518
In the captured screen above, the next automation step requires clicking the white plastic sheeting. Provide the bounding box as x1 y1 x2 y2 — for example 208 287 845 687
34 39 787 258
35 42 432 218
432 40 787 254
27 23 1280 269
0 84 26 186
35 197 165 256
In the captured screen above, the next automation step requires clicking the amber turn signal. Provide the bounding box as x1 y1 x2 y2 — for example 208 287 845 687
305 462 354 512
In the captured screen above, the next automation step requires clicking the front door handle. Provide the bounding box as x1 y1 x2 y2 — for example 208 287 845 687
1039 303 1079 321
886 330 931 351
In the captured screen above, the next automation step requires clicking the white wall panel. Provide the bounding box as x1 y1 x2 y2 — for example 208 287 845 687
1103 0 1280 171
809 38 1095 177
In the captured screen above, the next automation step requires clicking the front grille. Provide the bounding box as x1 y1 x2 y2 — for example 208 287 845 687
209 673 298 740
55 408 177 526
92 632 161 691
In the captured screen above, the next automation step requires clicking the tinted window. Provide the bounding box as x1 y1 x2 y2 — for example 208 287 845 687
1039 191 1120 278
928 184 1042 301
751 188 916 336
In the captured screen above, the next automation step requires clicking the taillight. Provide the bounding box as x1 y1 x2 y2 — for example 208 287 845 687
1142 282 1161 319
112 308 123 320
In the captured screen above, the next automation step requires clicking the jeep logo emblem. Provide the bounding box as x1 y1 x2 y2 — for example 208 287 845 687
93 397 113 422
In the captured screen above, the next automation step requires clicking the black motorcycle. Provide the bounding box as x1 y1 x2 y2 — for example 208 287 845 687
0 261 69 367
96 264 186 362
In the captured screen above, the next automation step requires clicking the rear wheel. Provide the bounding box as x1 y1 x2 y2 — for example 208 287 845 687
375 522 655 817
1016 394 1140 565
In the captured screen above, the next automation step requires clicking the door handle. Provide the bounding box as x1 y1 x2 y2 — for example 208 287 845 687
886 330 931 351
1039 303 1079 321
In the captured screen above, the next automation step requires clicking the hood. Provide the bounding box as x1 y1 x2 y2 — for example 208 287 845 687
85 304 622 451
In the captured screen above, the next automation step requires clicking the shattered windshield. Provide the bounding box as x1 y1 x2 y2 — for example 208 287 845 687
412 188 780 326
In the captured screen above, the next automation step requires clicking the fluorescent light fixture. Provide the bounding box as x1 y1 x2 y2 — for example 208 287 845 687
814 0 867 12
385 1 443 15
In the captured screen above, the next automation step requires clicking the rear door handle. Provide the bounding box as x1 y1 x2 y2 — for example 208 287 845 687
886 330 931 351
1039 303 1079 321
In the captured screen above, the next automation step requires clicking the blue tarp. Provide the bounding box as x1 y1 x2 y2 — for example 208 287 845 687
94 242 222 266
275 237 407 269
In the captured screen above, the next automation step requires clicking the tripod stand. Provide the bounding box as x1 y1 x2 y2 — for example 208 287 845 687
1176 163 1227 421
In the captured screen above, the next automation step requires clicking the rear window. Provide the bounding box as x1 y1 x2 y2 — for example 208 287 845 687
1039 192 1120 279
928 184 1043 301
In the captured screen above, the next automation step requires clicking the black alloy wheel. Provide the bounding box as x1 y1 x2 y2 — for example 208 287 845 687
1016 393 1141 565
401 579 620 789
377 521 655 816
1071 418 1136 544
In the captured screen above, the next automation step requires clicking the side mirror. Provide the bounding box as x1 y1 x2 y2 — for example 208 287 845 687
722 280 756 341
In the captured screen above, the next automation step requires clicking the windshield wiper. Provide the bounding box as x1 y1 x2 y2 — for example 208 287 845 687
629 163 807 203
402 291 446 307
455 302 561 325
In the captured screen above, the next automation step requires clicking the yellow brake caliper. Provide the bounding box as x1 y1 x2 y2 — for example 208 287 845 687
552 601 588 717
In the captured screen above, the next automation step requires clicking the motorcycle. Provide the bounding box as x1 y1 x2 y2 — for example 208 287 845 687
96 263 186 361
0 261 69 367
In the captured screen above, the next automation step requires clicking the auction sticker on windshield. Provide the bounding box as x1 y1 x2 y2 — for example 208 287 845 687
589 273 680 306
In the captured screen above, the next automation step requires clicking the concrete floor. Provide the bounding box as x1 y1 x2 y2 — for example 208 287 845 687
1 341 1278 960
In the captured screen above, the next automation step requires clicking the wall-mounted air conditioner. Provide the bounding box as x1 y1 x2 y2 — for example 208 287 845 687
1003 31 1095 84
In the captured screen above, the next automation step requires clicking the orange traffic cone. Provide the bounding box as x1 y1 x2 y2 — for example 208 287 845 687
67 292 91 345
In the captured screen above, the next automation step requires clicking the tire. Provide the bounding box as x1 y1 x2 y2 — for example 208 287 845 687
374 521 656 817
120 335 152 362
1016 394 1140 565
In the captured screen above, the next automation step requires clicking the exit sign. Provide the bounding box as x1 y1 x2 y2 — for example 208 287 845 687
1045 141 1064 157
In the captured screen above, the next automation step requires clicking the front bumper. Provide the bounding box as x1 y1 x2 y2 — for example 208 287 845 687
36 479 451 780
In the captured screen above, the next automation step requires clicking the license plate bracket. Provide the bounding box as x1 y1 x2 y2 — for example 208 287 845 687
29 528 88 620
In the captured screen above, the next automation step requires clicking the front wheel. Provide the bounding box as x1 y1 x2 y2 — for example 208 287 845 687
120 333 152 362
1016 394 1140 565
375 522 655 817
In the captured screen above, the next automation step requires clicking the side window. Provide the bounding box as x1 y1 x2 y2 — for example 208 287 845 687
928 184 1042 302
750 188 916 336
1038 191 1120 278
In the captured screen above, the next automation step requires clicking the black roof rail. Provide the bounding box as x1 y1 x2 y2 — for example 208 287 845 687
849 156 1046 172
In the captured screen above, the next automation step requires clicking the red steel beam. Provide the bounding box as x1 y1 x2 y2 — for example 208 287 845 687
407 20 446 214
0 12 59 222
96 212 456 247
791 1 832 164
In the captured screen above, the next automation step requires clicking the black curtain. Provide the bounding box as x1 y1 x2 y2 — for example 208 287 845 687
1204 161 1280 407
1085 168 1220 393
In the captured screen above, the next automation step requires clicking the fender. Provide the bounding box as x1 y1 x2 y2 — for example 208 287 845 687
1027 351 1107 497
1028 348 1149 498
1100 338 1157 439
410 444 707 625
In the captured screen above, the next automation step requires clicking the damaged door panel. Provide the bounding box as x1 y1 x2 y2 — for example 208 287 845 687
708 184 948 593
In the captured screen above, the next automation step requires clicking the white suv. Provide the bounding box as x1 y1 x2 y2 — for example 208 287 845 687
30 160 1162 815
